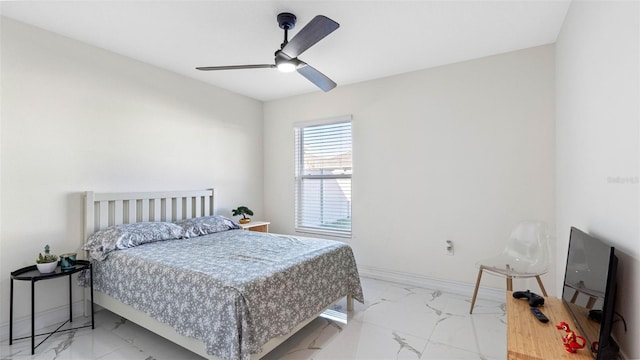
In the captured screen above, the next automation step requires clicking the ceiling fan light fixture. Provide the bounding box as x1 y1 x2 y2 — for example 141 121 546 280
275 50 298 72
276 61 297 73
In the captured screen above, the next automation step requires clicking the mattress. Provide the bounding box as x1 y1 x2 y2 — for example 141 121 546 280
90 229 363 360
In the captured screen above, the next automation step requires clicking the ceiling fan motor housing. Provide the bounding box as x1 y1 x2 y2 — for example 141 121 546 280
277 12 297 30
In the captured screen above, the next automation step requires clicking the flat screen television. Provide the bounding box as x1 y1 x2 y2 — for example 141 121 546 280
562 227 619 360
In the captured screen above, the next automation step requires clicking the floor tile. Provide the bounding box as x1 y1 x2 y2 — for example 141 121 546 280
1 277 506 360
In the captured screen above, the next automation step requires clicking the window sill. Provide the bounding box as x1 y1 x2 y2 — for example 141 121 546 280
295 227 352 239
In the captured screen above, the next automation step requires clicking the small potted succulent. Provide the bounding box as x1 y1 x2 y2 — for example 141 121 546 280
36 245 58 273
232 206 254 224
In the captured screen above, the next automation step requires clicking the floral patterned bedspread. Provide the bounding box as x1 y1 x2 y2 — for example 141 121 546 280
91 229 364 360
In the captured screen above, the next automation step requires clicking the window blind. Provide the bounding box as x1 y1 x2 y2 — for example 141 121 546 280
294 120 352 237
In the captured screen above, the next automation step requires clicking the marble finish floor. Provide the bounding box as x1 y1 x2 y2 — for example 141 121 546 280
1 277 506 359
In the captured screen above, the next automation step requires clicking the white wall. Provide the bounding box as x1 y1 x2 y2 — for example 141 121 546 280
264 45 556 293
556 1 639 358
0 18 264 325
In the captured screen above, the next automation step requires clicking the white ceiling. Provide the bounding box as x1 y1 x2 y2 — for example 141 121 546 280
0 1 571 101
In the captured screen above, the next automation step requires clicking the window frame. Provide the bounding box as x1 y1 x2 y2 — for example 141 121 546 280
294 115 352 238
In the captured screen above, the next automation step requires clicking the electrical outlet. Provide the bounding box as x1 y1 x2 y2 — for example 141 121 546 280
445 240 454 256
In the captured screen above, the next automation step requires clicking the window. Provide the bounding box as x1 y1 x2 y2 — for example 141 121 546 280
294 117 352 237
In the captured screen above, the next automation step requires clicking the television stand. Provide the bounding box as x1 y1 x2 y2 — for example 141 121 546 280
506 291 594 360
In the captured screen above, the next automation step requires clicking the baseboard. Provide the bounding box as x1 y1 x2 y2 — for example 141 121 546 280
358 265 505 303
0 300 86 342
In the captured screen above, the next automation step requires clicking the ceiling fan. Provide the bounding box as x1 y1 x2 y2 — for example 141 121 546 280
196 12 340 92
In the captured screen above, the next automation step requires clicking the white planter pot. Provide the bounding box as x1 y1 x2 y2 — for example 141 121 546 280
36 262 58 273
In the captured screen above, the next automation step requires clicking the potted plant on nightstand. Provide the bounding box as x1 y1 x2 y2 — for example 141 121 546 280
36 244 58 273
232 206 254 224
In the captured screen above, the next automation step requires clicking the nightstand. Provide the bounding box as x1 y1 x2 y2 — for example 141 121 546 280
9 260 94 354
238 221 270 233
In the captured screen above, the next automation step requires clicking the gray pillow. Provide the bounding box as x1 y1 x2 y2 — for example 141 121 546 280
84 222 184 261
174 215 239 238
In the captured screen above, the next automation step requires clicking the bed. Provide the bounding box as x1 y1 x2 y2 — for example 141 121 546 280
83 189 363 360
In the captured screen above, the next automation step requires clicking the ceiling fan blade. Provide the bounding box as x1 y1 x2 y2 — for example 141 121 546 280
297 62 337 92
196 64 275 71
282 15 339 58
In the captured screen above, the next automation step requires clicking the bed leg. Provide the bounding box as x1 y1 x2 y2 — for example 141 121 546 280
347 294 354 312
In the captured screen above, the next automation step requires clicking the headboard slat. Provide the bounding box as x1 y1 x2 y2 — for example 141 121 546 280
175 199 183 221
114 200 124 225
204 197 210 216
153 198 162 222
141 199 150 222
185 197 193 219
195 198 202 218
99 201 109 229
160 199 166 221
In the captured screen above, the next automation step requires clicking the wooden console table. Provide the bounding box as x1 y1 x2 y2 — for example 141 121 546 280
507 291 594 360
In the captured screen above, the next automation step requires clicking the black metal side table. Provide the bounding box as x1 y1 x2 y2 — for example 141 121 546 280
9 260 94 354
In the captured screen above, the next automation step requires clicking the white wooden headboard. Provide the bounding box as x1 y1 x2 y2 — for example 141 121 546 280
83 189 215 240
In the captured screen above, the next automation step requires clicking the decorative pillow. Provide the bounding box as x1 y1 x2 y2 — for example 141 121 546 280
84 222 184 261
174 215 239 238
